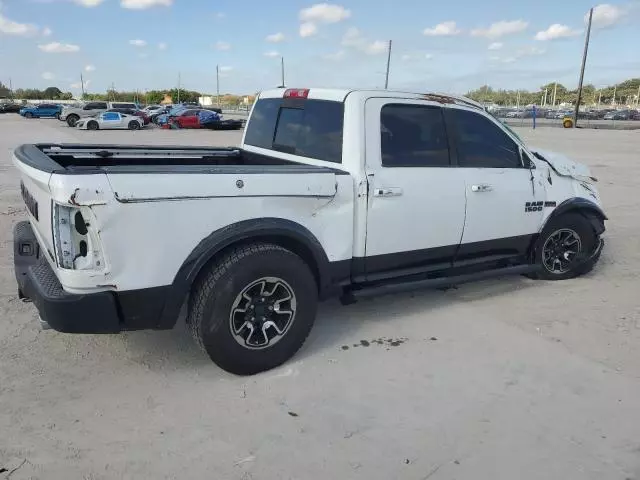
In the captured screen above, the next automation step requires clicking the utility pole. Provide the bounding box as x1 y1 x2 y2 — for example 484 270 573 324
552 82 557 107
636 85 640 107
598 90 602 107
280 56 285 88
9 77 13 98
80 73 85 98
612 85 616 106
216 64 220 106
177 72 181 104
384 40 392 89
574 7 593 127
516 90 520 109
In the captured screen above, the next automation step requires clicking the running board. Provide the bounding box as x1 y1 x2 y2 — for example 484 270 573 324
347 264 540 300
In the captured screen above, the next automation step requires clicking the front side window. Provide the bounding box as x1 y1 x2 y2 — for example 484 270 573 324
449 108 521 168
380 104 450 167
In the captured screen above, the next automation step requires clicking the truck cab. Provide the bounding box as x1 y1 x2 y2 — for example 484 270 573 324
12 87 606 375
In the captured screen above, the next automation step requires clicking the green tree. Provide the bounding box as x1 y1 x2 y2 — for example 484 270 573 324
43 86 63 99
0 82 11 98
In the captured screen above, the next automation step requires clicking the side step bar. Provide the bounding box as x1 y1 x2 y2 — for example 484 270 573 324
345 264 540 301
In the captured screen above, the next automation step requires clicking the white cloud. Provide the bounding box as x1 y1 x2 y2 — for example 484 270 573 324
589 4 625 29
73 0 105 6
264 50 280 57
341 27 364 47
266 32 285 43
42 26 52 36
535 24 581 40
120 0 172 9
215 41 231 50
488 42 503 50
71 79 91 89
299 22 317 37
0 13 39 36
401 54 411 61
129 39 147 47
425 53 433 60
517 45 546 56
364 40 387 55
215 12 226 19
38 42 80 53
42 72 55 80
219 66 233 72
84 64 96 71
158 42 167 50
423 21 460 36
323 50 345 61
299 3 350 23
471 20 528 39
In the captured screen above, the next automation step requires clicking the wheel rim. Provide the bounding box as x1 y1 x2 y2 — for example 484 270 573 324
229 277 297 350
542 228 582 274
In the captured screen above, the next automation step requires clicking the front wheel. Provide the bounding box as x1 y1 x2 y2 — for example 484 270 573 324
66 115 79 127
87 120 99 130
188 243 318 375
24 112 33 119
532 212 600 281
128 121 141 130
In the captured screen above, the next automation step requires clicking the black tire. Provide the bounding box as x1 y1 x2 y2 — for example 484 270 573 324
531 212 598 281
24 112 33 119
188 243 318 375
67 115 79 127
87 121 99 130
128 121 140 130
55 113 61 120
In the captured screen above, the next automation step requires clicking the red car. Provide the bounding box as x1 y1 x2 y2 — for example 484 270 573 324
169 109 203 128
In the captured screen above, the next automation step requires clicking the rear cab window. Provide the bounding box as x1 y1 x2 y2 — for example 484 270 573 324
244 95 344 164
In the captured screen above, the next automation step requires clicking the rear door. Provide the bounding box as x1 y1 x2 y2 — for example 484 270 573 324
445 107 547 262
363 99 466 278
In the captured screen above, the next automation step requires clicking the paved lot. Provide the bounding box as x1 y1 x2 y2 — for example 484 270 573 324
1 115 639 480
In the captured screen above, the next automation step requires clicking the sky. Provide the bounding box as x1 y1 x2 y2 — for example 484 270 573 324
0 0 638 96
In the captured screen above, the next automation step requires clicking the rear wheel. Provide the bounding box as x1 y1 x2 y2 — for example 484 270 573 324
188 243 318 375
66 115 79 127
128 121 140 130
87 121 99 130
531 213 599 281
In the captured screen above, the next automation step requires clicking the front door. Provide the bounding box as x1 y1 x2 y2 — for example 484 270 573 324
444 107 547 262
363 98 467 279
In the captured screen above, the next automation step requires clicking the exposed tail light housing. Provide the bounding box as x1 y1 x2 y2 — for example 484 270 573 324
283 88 309 99
52 204 104 270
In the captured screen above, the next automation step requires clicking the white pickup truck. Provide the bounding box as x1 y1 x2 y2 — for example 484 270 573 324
13 88 606 374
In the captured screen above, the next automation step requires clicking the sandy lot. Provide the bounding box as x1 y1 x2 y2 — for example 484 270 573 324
1 115 639 480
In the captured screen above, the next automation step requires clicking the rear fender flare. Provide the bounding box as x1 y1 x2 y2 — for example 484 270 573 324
156 218 336 329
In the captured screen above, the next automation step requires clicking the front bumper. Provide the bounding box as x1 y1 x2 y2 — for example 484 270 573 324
14 221 121 333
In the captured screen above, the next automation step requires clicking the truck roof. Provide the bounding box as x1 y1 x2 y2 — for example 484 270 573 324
259 87 485 111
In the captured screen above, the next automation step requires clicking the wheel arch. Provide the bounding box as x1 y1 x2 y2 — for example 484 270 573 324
155 218 342 329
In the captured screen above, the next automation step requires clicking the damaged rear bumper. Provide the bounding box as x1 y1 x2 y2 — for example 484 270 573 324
14 221 122 333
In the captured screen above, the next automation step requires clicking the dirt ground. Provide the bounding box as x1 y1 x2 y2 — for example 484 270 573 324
1 115 639 480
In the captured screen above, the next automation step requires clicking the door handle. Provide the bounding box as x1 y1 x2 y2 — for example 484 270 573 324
373 187 403 197
471 184 493 193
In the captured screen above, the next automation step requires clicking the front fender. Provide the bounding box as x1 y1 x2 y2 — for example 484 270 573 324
544 197 607 235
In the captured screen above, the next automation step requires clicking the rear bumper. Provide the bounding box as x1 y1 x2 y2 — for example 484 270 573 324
14 221 172 333
14 221 121 333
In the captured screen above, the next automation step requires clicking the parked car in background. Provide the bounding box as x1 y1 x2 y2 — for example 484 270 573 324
0 102 22 114
106 108 151 125
75 111 145 130
19 103 62 119
168 109 205 128
143 105 164 115
60 101 109 126
630 110 640 121
604 110 631 120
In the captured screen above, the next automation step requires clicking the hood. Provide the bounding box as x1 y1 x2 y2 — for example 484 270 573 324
530 147 597 183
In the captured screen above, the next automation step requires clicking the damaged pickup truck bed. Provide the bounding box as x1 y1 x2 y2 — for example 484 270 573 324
13 88 606 375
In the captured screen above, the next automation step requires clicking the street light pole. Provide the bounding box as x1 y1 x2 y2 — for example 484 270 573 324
574 7 593 128
280 56 285 88
216 64 220 106
384 40 392 89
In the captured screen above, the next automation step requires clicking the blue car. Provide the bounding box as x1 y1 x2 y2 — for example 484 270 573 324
20 103 62 119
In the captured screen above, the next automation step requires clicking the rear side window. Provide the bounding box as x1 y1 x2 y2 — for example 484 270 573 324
245 98 344 164
86 102 108 110
112 103 136 109
449 108 521 168
380 104 450 167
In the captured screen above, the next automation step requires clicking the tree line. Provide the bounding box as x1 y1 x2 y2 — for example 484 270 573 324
467 78 640 107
